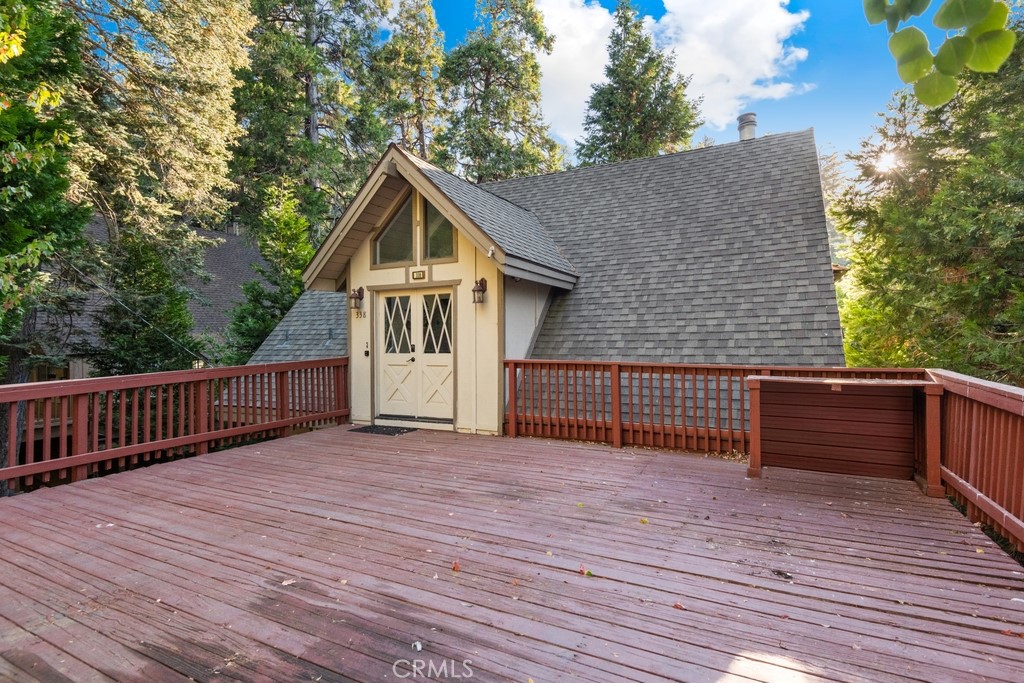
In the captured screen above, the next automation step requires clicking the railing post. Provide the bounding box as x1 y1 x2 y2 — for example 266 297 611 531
611 364 622 448
71 394 89 482
919 384 944 497
196 380 209 456
276 370 292 437
747 378 762 478
334 362 348 425
507 362 518 438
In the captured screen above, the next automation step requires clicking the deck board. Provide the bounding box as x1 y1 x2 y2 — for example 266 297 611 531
2 427 1023 682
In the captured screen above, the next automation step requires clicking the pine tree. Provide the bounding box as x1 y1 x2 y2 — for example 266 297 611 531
1 0 89 383
232 0 390 244
372 0 447 158
835 19 1024 384
434 0 563 182
576 0 700 165
83 236 204 376
0 0 89 491
62 0 254 373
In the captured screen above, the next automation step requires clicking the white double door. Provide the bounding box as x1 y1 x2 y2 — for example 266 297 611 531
378 290 454 421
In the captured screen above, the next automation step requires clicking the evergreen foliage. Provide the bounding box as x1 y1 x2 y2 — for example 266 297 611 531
232 0 391 245
1 0 89 383
576 0 701 165
62 0 254 373
83 236 204 376
221 187 314 365
372 0 447 159
835 19 1024 384
434 0 563 182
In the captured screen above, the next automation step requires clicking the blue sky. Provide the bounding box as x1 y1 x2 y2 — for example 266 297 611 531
431 0 949 159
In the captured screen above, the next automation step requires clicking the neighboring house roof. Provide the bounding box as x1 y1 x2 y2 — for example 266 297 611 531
484 130 844 365
70 219 268 351
248 291 348 365
189 229 269 336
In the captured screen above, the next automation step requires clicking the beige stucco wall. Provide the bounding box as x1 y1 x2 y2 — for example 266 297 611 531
346 188 504 435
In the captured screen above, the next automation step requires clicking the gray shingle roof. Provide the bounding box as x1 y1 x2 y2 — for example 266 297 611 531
483 131 845 366
190 228 269 337
402 153 577 279
248 290 348 365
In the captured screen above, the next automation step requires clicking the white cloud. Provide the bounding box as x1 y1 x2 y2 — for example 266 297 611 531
535 0 812 150
535 0 616 147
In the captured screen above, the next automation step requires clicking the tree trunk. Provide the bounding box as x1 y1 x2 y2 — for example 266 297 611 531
304 8 320 150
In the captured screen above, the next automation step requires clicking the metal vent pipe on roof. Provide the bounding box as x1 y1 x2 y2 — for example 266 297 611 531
738 112 757 141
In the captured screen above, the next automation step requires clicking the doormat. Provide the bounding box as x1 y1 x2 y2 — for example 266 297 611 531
350 425 417 436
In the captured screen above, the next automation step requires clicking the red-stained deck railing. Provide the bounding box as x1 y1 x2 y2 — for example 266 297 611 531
929 369 1024 551
503 360 1024 551
0 358 349 494
504 360 927 453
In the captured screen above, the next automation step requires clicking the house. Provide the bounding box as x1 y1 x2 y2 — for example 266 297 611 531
250 121 844 435
31 220 268 381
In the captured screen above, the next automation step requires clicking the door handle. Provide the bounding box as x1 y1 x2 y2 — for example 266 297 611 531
408 357 415 363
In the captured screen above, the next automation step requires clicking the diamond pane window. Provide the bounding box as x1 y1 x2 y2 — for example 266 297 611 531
422 294 452 355
424 199 455 261
384 296 412 354
375 198 414 265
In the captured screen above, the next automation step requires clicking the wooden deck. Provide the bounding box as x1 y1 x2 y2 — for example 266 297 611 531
1 427 1022 682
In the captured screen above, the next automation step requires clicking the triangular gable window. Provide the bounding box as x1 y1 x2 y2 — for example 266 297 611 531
374 197 414 265
424 198 455 261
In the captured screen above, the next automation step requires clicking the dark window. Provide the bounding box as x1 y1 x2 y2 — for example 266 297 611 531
375 198 414 265
424 199 455 261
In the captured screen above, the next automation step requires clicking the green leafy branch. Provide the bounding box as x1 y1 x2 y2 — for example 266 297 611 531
866 0 1016 106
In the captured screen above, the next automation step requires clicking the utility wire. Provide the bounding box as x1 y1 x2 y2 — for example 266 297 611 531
52 252 211 365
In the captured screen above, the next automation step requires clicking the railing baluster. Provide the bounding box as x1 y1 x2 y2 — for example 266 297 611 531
41 397 53 483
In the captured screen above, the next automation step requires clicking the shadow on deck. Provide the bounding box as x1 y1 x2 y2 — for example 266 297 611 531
1 427 1022 682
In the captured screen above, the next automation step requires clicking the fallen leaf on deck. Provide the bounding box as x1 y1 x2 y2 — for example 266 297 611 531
339 579 348 585
639 518 649 525
672 602 685 610
779 615 789 620
577 502 584 508
545 551 553 556
771 569 794 580
511 578 519 587
976 548 985 554
281 579 296 586
579 564 587 575
452 560 460 573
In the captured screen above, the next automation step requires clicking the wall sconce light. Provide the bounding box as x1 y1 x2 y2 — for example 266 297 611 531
472 278 487 304
350 286 364 310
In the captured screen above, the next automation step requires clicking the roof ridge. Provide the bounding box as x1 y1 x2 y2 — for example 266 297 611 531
394 145 545 219
482 129 816 188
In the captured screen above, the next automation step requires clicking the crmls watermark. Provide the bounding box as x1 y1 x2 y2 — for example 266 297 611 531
392 658 474 679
